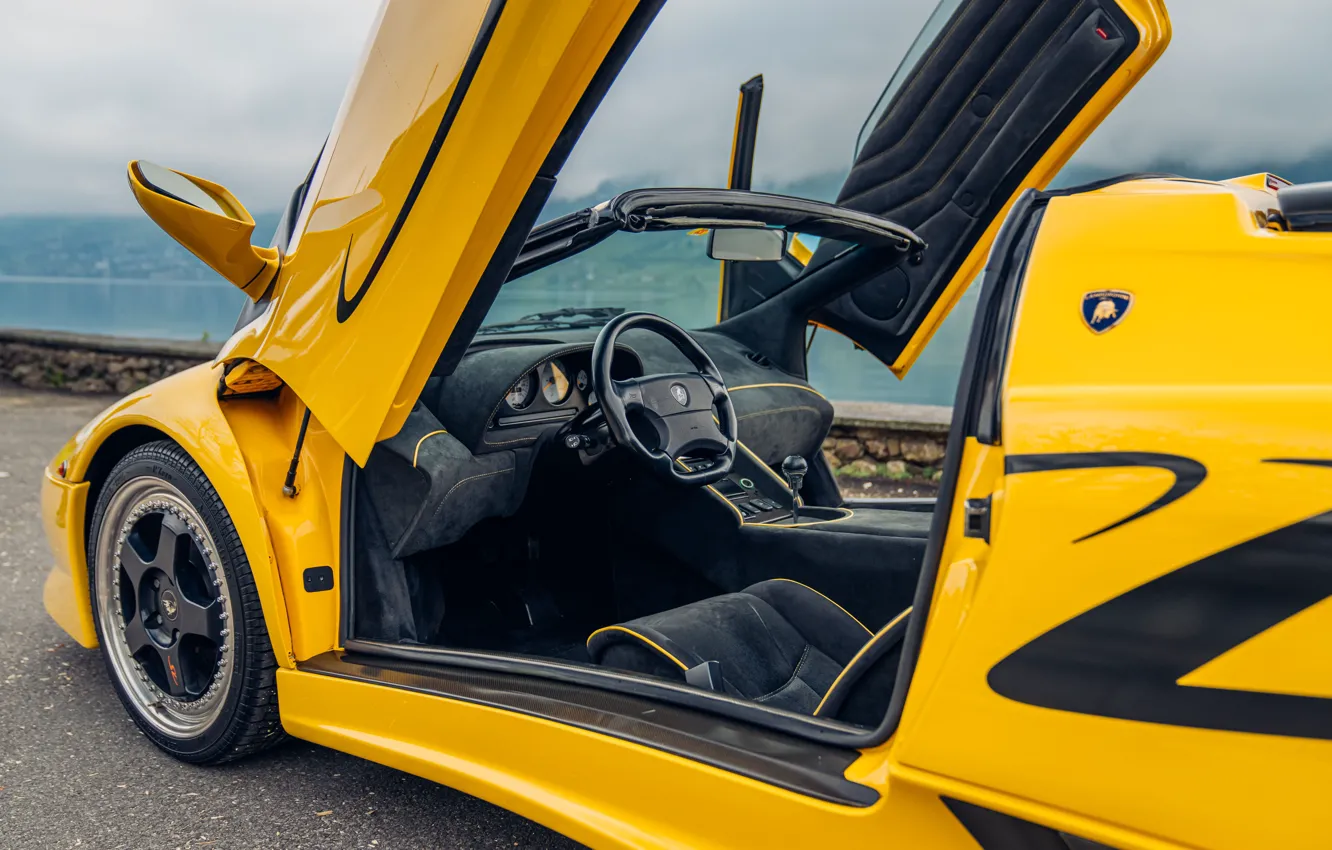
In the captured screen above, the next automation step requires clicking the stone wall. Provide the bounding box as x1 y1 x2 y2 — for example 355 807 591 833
0 329 218 395
821 401 951 484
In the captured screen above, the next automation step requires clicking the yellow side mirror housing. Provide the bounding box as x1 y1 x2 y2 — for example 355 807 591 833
127 160 279 300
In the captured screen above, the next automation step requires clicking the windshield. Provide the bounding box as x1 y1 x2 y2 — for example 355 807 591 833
483 230 719 333
478 0 930 334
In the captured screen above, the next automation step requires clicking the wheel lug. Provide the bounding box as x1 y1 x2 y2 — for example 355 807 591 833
219 612 228 620
219 628 229 638
212 579 221 588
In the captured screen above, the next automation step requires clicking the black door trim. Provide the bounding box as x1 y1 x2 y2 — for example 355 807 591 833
299 649 878 807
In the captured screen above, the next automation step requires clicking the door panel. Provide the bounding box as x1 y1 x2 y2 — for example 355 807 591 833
218 0 643 463
894 184 1332 850
809 0 1169 376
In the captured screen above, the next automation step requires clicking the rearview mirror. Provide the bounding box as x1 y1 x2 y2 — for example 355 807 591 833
127 160 279 300
707 227 787 262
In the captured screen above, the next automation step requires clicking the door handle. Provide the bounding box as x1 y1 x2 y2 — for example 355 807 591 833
964 495 992 543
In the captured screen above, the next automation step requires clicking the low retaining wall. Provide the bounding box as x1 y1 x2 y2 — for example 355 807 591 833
822 401 950 484
0 329 220 395
0 330 953 476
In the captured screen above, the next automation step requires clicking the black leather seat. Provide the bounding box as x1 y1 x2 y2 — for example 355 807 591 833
587 579 911 727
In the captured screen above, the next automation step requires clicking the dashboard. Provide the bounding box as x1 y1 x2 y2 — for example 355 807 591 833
424 328 831 465
497 354 594 428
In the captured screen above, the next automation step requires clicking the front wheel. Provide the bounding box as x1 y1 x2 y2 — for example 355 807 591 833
88 440 285 763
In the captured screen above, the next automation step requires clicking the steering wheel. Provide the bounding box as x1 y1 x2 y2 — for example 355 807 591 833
591 312 737 486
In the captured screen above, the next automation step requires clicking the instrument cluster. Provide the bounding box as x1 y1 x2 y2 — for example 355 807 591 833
503 357 592 414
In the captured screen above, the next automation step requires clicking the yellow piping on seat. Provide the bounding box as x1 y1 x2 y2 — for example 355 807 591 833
768 579 871 635
813 606 913 717
727 382 829 401
586 625 689 671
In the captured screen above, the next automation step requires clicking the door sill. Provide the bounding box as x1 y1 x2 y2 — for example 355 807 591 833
302 646 879 807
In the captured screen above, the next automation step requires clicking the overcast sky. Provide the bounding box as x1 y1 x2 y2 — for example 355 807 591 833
4 0 1331 215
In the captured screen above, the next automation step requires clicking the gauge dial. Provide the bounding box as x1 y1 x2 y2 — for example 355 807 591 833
540 360 571 406
505 372 537 410
575 369 590 392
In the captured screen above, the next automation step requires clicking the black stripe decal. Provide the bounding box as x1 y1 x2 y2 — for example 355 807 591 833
1005 452 1206 542
988 507 1332 740
336 0 507 323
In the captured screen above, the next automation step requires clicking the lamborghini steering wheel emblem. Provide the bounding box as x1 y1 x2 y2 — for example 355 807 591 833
1081 289 1133 334
670 383 689 406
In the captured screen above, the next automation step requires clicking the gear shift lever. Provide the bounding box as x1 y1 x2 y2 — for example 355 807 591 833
781 455 807 525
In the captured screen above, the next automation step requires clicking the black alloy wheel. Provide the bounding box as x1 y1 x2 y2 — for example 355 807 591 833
88 441 284 763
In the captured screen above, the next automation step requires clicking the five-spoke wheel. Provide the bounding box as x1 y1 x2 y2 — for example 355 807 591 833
99 484 232 735
89 441 283 763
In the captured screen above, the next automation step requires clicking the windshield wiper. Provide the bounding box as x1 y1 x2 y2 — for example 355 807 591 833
476 306 626 335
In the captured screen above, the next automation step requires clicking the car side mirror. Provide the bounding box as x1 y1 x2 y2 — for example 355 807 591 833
707 227 787 262
127 160 279 300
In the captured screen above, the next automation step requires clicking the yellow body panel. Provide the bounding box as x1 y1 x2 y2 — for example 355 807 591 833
41 365 293 664
41 473 94 646
221 0 640 464
276 668 978 850
895 178 1332 850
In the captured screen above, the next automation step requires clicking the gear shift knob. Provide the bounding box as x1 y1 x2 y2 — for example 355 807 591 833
781 455 807 524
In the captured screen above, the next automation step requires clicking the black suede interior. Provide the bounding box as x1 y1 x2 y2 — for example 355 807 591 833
452 327 835 484
364 403 534 558
629 462 928 630
589 579 909 725
809 0 1140 366
353 317 933 728
814 608 911 727
423 343 640 454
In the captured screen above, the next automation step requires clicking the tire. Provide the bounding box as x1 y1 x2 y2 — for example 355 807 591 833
87 440 285 763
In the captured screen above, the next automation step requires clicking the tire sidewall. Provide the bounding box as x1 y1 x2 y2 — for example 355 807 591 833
88 442 259 762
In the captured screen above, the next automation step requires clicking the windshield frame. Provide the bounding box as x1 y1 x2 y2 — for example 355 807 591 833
505 187 924 284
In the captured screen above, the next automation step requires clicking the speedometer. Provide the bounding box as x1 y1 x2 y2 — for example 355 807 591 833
540 359 571 406
505 372 537 410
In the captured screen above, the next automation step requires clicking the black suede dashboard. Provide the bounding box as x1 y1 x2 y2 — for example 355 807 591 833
423 327 835 465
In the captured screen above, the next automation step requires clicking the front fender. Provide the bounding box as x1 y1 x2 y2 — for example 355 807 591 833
43 363 294 667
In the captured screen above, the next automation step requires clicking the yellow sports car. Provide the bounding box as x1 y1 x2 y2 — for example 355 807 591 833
40 1 1332 847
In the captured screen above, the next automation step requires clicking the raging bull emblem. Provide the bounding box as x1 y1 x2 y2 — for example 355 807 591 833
1081 289 1133 334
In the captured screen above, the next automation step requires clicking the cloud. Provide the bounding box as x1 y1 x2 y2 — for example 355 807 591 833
4 0 1331 216
0 0 378 215
1074 0 1332 174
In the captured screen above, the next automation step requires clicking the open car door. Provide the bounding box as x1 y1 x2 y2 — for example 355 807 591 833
723 0 1170 376
217 0 646 464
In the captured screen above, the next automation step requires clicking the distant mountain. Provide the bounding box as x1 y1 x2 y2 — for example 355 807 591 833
0 213 281 281
4 147 1328 285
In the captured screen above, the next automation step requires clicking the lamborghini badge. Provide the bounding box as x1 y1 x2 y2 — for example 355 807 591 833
1081 289 1133 334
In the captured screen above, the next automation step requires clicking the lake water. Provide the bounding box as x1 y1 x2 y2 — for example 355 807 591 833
0 274 975 405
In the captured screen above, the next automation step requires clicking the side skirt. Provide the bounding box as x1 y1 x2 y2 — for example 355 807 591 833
299 649 879 807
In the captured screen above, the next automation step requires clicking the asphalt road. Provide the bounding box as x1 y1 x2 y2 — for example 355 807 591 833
0 384 582 850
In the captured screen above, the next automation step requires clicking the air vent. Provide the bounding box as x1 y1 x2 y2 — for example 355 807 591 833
745 350 773 367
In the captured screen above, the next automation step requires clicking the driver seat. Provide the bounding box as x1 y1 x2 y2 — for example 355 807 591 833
587 579 911 727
